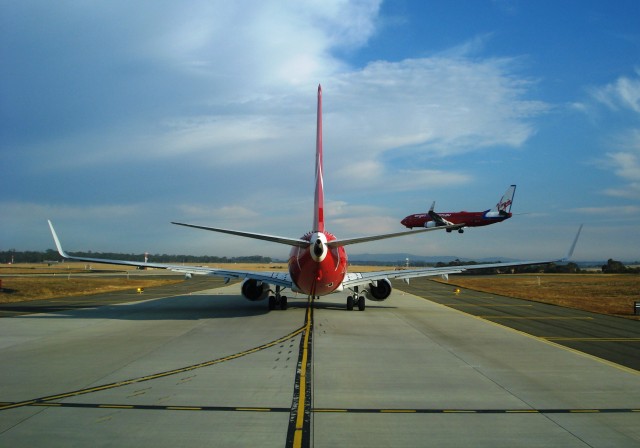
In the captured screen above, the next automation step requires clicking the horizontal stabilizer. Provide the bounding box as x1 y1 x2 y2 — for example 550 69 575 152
171 222 309 248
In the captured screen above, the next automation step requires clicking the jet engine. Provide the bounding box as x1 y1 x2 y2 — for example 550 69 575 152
241 279 270 301
364 278 392 301
424 221 440 228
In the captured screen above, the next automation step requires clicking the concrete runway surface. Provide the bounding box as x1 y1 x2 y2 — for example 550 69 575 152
1 279 639 447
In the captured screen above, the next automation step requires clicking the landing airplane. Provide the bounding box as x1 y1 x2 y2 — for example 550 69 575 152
401 185 516 233
48 86 581 311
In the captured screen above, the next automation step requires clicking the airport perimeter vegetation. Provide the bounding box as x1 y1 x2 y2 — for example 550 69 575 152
1 253 639 319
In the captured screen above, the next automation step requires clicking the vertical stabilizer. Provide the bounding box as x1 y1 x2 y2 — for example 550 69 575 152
313 84 325 233
493 185 516 214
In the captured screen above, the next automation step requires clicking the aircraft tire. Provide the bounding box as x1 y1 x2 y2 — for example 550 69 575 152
357 296 365 311
280 296 288 310
347 296 354 311
268 296 276 310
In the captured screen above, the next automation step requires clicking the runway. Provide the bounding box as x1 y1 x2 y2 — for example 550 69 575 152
1 279 639 447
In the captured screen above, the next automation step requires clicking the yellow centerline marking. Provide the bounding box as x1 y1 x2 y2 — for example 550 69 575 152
293 299 312 448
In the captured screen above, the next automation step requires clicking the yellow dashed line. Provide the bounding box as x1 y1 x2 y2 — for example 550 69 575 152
166 406 202 411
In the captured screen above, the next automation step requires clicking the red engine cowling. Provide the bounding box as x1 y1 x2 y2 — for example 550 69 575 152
241 279 270 301
364 278 392 301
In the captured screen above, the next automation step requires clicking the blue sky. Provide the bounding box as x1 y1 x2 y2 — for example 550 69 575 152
2 0 639 262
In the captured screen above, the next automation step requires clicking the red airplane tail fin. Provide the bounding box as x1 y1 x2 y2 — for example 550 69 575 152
313 84 325 233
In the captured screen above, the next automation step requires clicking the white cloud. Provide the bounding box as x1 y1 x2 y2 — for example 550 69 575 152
3 1 556 256
591 73 640 199
572 205 640 215
592 69 640 113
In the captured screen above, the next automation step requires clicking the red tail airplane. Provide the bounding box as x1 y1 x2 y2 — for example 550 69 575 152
48 86 581 311
401 185 516 233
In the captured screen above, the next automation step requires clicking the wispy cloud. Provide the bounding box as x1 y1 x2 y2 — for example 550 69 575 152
592 68 640 113
572 205 640 215
591 71 640 199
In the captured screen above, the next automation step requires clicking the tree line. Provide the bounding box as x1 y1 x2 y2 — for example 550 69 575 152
1 250 272 265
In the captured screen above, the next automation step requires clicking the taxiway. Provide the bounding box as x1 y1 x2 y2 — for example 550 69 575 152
0 279 638 447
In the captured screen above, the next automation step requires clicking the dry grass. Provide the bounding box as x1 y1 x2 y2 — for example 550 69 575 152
7 264 635 318
0 262 388 304
437 274 640 317
0 278 183 303
0 262 184 303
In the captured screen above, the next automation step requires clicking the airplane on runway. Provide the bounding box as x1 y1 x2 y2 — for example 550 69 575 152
48 86 581 311
401 185 516 233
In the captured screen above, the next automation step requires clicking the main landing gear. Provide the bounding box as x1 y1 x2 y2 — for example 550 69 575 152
346 286 366 311
268 286 288 310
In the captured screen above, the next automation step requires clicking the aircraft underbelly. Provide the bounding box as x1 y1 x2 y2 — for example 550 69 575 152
288 246 346 296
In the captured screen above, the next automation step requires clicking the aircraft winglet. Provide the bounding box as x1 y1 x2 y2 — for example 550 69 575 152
48 220 72 259
562 224 583 261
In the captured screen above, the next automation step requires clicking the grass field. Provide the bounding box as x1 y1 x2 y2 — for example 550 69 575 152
2 264 639 319
437 274 640 318
0 262 389 303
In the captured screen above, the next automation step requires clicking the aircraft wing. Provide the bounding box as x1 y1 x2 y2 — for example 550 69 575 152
342 256 562 290
171 222 309 248
343 225 583 289
172 220 460 249
47 220 294 289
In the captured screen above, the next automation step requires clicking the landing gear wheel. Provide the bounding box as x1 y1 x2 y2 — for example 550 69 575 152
458 228 464 234
357 296 365 311
268 296 276 310
346 296 354 311
280 296 288 310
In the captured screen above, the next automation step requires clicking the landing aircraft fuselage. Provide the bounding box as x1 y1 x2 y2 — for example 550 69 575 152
401 210 512 229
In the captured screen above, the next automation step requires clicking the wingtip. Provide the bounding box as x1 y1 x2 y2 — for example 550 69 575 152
47 219 69 258
563 224 583 261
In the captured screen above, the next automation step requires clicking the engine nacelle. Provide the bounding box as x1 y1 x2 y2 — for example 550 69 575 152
241 279 270 301
425 221 439 228
364 278 392 301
